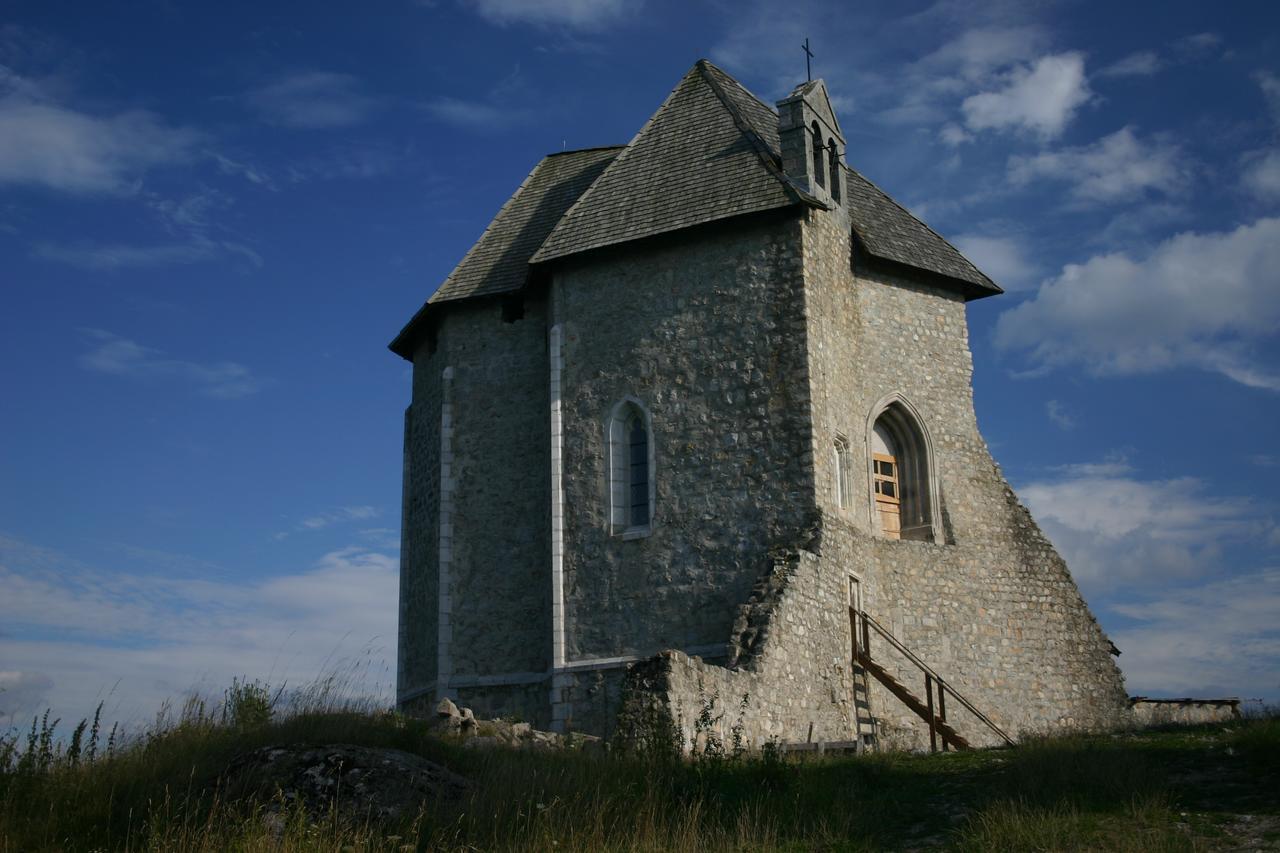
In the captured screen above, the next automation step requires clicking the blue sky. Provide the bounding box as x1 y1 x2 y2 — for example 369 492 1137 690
2 0 1278 730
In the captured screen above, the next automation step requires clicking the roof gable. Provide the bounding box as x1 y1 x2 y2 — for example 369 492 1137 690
777 79 843 141
530 60 809 265
845 166 1001 297
430 146 620 304
390 60 1004 359
388 146 619 357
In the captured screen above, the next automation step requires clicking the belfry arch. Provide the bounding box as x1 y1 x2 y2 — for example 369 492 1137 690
866 394 941 542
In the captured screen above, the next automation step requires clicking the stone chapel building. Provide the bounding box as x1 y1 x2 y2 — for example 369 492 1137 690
390 60 1130 749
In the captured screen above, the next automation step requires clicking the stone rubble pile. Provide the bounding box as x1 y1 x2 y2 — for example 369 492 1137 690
226 742 469 830
429 697 603 750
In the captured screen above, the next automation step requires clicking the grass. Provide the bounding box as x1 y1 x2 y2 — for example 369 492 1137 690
2 690 1277 851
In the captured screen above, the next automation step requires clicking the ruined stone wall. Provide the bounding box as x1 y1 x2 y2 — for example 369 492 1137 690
399 202 1131 745
397 296 553 725
1131 699 1240 727
618 548 854 750
552 216 817 671
799 208 1130 747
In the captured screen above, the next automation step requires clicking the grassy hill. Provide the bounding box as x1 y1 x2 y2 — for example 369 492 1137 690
2 689 1276 851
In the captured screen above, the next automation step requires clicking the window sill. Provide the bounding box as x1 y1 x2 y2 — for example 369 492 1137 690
619 526 653 541
877 534 943 546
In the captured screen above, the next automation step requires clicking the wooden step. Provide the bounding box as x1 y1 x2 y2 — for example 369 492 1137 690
857 652 971 750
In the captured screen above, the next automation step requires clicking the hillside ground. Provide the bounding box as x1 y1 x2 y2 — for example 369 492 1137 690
2 687 1276 851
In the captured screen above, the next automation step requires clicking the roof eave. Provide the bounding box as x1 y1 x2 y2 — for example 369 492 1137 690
389 309 428 360
855 241 1003 302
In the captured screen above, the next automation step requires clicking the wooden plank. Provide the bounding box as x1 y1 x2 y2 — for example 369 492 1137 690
858 652 971 750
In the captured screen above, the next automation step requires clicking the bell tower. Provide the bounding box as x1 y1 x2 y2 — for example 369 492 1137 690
776 79 846 207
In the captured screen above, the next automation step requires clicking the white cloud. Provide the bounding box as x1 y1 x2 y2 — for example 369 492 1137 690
465 0 633 30
78 329 265 399
423 96 525 129
0 671 54 725
951 234 1036 290
0 535 396 730
1045 399 1074 430
1097 50 1163 78
1093 202 1190 246
0 66 201 194
212 152 275 188
706 3 1059 147
1239 73 1280 202
1023 459 1278 697
962 52 1092 138
994 218 1280 390
1019 465 1269 591
36 188 263 271
1170 31 1223 60
38 239 222 270
1051 456 1133 478
285 143 404 183
1108 570 1280 699
245 72 378 129
422 66 535 130
874 25 1053 128
938 123 972 146
1242 149 1280 201
300 506 380 531
917 25 1048 82
1257 71 1280 122
1008 127 1190 206
37 235 261 271
1096 35 1224 82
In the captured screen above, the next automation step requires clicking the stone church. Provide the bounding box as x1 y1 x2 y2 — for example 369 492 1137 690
390 60 1130 749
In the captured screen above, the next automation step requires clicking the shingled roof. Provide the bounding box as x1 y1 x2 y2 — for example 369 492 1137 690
390 59 1001 358
845 167 1000 296
388 146 619 357
530 60 812 264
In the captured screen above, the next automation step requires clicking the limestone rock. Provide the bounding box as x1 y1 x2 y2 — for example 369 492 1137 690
225 743 469 826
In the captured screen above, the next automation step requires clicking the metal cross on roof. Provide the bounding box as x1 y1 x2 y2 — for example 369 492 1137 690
802 38 815 82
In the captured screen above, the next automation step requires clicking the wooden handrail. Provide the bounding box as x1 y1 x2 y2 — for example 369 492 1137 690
851 607 1015 748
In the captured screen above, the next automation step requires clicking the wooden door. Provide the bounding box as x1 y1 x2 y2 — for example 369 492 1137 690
873 453 901 539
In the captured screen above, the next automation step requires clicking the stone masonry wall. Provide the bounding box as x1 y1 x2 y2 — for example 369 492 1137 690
618 547 854 751
401 199 1131 746
552 215 817 671
397 295 553 725
399 339 442 703
1131 699 1240 727
799 207 1130 748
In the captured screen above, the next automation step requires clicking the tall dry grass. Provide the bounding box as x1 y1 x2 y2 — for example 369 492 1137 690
2 685 1275 852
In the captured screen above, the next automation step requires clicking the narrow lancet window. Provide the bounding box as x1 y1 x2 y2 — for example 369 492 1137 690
834 434 852 509
812 121 825 189
628 415 649 527
608 398 654 536
828 139 841 203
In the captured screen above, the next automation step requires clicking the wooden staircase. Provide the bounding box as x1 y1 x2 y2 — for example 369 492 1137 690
851 607 1014 752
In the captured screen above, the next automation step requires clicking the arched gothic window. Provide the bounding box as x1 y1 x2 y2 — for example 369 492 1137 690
833 434 852 509
868 398 938 542
607 398 655 537
811 121 825 189
827 138 841 203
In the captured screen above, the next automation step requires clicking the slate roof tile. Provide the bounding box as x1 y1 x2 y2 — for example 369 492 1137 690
845 167 1001 295
529 61 802 264
390 60 1001 358
388 146 618 357
430 146 621 304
